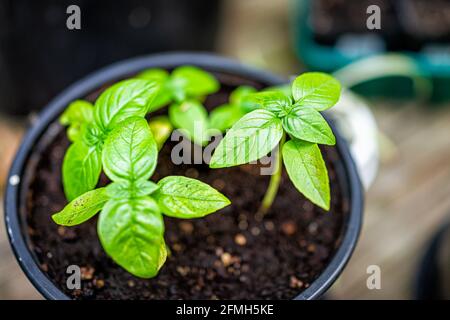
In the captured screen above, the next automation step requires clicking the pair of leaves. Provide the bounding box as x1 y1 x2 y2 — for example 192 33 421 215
61 79 160 201
54 116 230 278
138 66 220 147
210 72 340 210
246 73 340 146
137 66 219 112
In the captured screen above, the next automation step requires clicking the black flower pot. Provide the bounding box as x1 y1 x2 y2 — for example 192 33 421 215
4 52 364 300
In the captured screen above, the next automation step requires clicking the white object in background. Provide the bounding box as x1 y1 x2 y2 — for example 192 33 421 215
325 89 379 190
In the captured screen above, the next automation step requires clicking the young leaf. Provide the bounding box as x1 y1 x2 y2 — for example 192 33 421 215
62 141 102 201
292 72 341 111
148 116 173 150
60 100 94 126
102 117 158 182
154 176 230 218
169 100 209 146
105 180 159 199
244 91 292 116
229 86 257 106
208 104 244 132
282 139 330 210
98 197 165 278
94 79 159 131
136 69 172 112
209 109 283 168
171 66 219 100
52 188 109 226
60 100 94 142
282 106 336 145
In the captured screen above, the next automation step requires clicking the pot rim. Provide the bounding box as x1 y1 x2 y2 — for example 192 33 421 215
4 52 364 300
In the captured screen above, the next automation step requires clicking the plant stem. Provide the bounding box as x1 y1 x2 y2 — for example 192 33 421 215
257 132 286 217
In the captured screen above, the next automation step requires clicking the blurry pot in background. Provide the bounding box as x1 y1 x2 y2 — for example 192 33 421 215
5 53 363 300
415 220 450 299
0 0 221 116
291 0 450 103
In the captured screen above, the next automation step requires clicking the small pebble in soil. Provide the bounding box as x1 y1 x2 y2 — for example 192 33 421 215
250 226 260 236
172 243 183 252
127 280 135 288
307 244 316 253
215 247 224 256
281 220 297 236
94 279 105 289
289 276 304 289
264 220 275 231
46 252 53 259
185 168 199 179
40 263 48 272
308 222 319 235
179 221 194 234
212 179 226 190
176 266 190 276
80 266 95 280
234 234 247 246
238 220 248 230
220 252 232 267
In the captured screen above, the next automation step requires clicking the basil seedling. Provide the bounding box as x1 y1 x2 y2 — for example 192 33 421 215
53 116 230 278
209 72 341 212
59 79 160 201
138 66 219 147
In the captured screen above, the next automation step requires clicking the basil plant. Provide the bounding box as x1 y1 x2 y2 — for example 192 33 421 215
54 77 229 278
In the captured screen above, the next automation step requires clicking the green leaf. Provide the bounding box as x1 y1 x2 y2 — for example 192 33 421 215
169 100 209 146
282 106 336 145
171 66 219 100
292 72 341 111
208 104 244 132
60 100 94 126
210 109 283 168
102 117 158 182
94 79 159 131
244 91 292 116
60 100 94 142
148 116 173 150
52 188 108 226
229 86 257 106
105 180 159 199
98 197 165 278
282 139 330 210
136 69 172 112
62 141 102 201
154 176 230 218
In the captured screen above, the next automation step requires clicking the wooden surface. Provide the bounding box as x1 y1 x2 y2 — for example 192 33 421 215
329 103 450 299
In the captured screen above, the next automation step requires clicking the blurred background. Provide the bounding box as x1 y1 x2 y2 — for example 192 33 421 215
2 0 450 299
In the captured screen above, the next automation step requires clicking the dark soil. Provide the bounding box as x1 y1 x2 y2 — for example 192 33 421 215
21 72 349 300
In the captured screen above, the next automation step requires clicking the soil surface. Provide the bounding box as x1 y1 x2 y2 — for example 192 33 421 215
21 72 349 299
